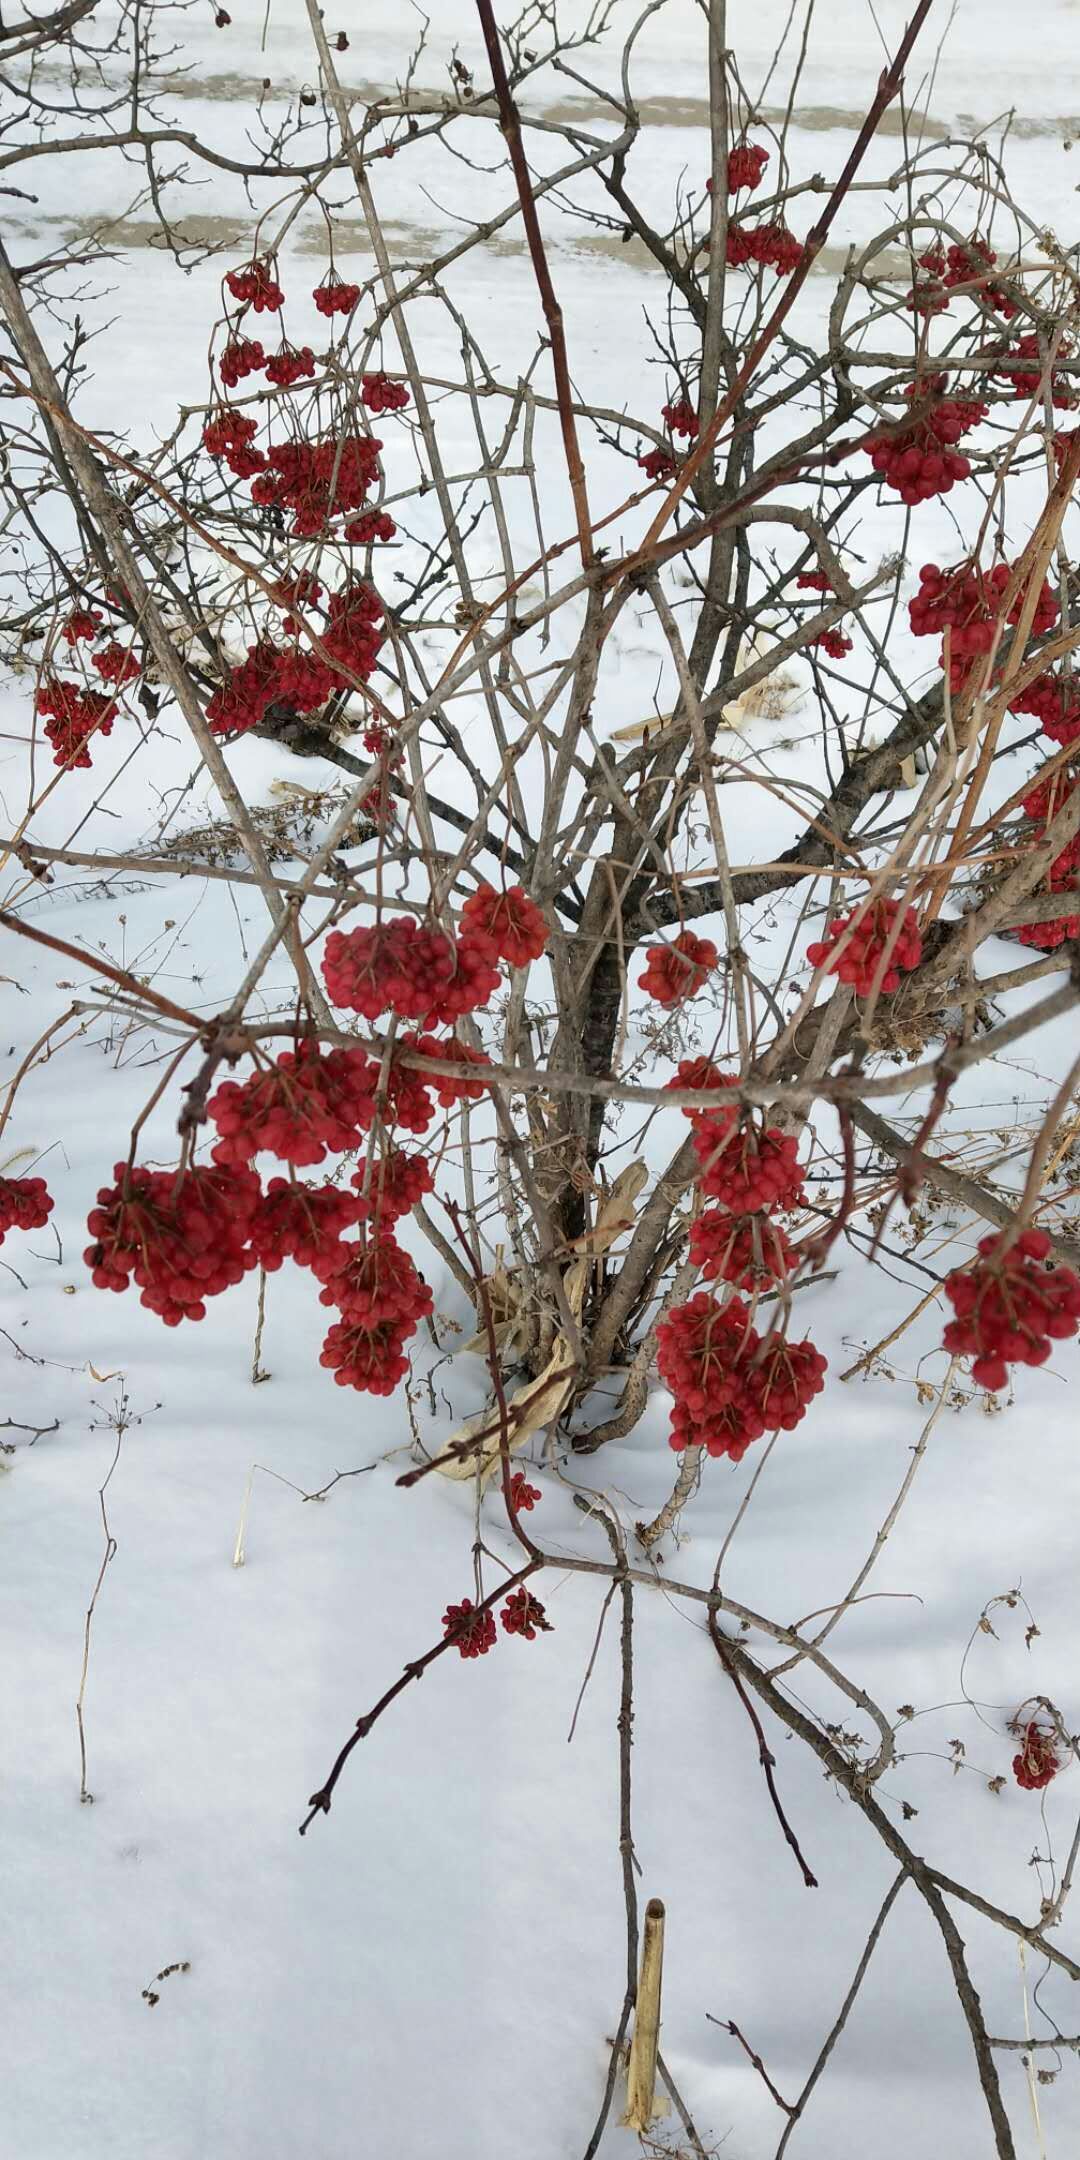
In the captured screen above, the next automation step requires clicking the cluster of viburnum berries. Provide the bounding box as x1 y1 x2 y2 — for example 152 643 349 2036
205 580 385 736
637 932 825 1459
868 376 988 506
906 237 1017 319
909 560 1059 693
0 1175 54 1242
702 141 801 271
905 554 1080 942
807 897 923 996
36 609 142 767
942 1229 1080 1392
76 886 550 1395
442 1580 552 1658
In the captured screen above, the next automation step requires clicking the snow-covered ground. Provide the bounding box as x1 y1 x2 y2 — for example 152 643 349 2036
4 4 1080 2156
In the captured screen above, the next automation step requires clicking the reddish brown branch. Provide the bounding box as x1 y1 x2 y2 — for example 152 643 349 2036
298 1556 541 1833
710 1615 819 1889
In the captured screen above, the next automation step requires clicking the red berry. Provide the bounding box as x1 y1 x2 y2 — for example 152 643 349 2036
219 338 266 389
61 607 101 645
92 642 140 685
319 1315 411 1392
657 1292 825 1459
638 445 678 483
352 1147 434 1225
320 917 498 1026
812 628 853 660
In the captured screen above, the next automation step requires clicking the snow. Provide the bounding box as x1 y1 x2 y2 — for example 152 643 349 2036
4 2 1080 2155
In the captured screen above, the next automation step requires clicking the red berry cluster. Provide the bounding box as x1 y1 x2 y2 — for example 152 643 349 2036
661 398 699 440
344 509 396 544
248 1178 366 1272
225 260 284 312
313 273 360 317
726 142 769 193
35 678 117 767
656 1293 825 1459
812 628 852 659
796 570 832 592
406 1034 492 1108
361 373 410 414
219 338 266 388
639 445 678 483
942 238 1015 315
1010 672 1080 746
321 580 386 680
442 1585 553 1656
207 1042 380 1166
666 1056 732 1116
205 641 331 735
689 1208 797 1289
443 1599 497 1658
206 581 384 735
219 338 316 391
313 1228 432 1338
994 334 1075 407
909 562 1058 693
500 1588 552 1637
1012 1720 1063 1791
265 344 316 388
868 377 987 505
1020 765 1080 892
203 408 264 478
250 434 382 536
726 224 802 275
459 882 549 968
92 642 140 686
509 1473 542 1512
321 916 499 1026
806 898 922 996
319 1315 412 1394
1017 900 1080 951
0 1174 54 1242
943 1228 1080 1390
352 1147 434 1222
692 1114 805 1214
639 929 719 1007
62 608 101 644
85 1162 261 1325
